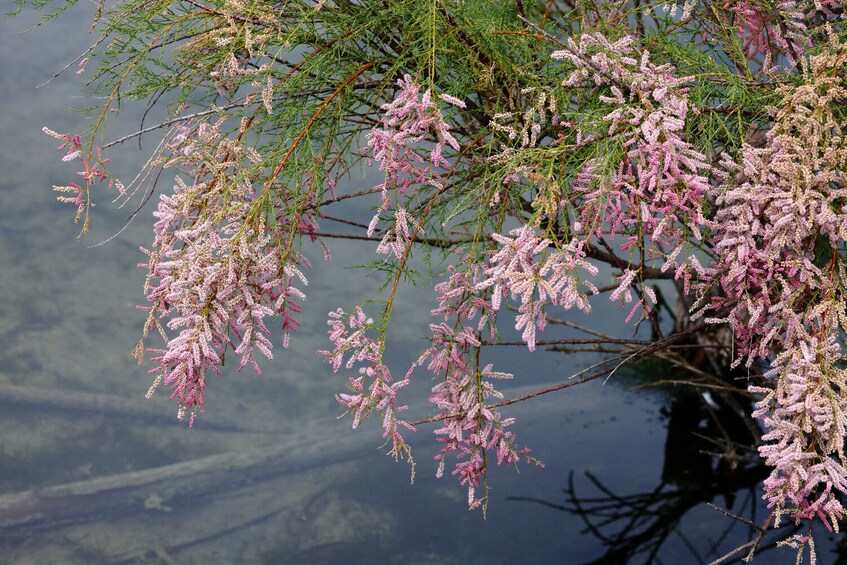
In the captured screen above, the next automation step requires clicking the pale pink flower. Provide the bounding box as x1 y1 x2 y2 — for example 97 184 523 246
365 75 460 237
317 306 414 460
476 226 594 351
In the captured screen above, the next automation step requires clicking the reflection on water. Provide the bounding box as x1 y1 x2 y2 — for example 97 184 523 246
0 6 841 564
509 387 777 564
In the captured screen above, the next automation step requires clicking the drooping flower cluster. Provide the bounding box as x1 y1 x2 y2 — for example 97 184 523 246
726 0 843 69
316 306 413 461
554 33 713 268
43 127 125 232
704 40 847 363
424 336 526 509
139 121 310 425
366 74 460 201
320 265 534 507
365 74 461 250
751 334 847 531
413 256 535 509
702 35 847 530
476 225 597 351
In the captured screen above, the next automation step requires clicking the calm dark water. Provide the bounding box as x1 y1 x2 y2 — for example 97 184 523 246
0 6 841 564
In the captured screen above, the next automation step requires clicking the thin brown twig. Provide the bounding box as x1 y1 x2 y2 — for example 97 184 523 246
634 379 758 399
411 322 708 427
481 337 653 347
706 508 775 565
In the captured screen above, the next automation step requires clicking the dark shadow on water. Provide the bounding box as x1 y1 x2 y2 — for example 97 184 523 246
507 382 815 564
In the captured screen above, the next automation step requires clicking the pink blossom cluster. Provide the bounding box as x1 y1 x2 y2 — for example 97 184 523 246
392 223 596 507
546 33 709 321
425 338 525 509
43 127 125 228
751 335 847 531
316 306 413 461
726 0 843 69
393 226 596 507
320 261 533 505
554 34 713 270
703 52 847 363
703 40 847 530
416 258 534 509
728 1 806 68
475 226 596 350
140 123 309 425
365 74 460 241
